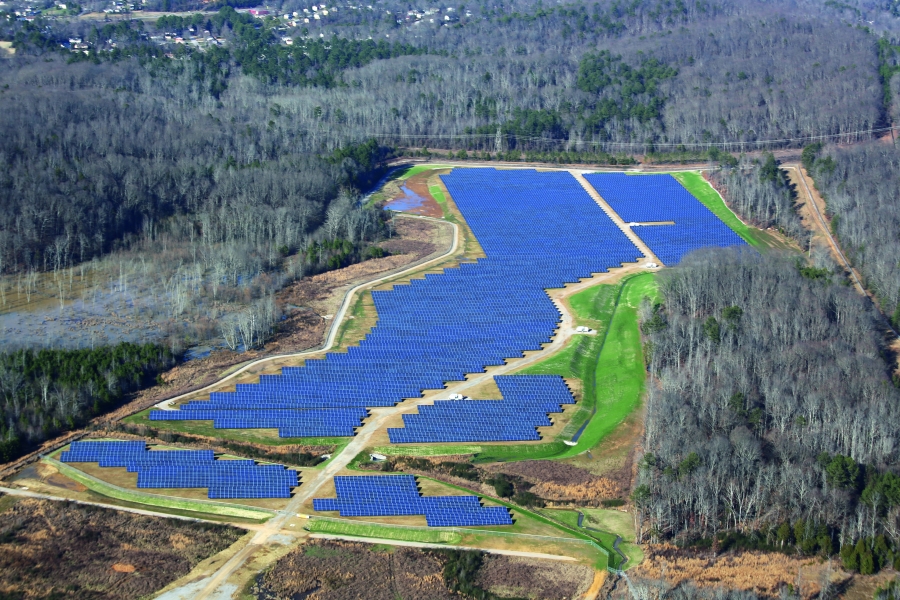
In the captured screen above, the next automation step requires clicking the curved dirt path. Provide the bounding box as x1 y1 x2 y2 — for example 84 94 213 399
177 259 644 599
157 168 658 598
154 214 459 410
0 485 264 529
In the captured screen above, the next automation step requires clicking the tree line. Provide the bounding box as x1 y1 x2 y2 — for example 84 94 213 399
805 141 900 329
634 250 900 575
709 154 808 242
0 343 175 462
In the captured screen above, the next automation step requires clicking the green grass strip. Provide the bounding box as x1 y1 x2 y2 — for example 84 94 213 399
670 171 768 249
371 445 485 457
429 185 447 203
555 272 657 458
48 458 274 521
415 476 613 560
307 518 463 544
396 164 452 180
463 274 650 462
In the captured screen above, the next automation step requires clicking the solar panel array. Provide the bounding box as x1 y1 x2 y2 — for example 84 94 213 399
313 475 513 527
151 407 368 438
60 440 299 499
150 168 642 439
583 173 747 264
388 375 574 443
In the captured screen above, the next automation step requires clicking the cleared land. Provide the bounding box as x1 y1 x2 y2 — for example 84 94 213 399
0 494 244 600
255 539 458 600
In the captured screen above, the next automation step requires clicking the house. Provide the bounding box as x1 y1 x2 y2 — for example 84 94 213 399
248 8 268 16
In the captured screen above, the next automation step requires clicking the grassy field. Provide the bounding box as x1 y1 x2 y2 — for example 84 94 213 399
671 171 791 251
554 272 657 458
397 164 452 180
543 508 644 568
475 273 656 462
48 458 273 521
308 518 463 544
429 184 447 204
582 509 644 565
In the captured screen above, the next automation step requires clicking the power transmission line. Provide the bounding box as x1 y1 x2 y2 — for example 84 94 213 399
352 124 899 151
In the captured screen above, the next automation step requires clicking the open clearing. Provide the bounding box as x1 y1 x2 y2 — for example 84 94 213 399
9 166 782 598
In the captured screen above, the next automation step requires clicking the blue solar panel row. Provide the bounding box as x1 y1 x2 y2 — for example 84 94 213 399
59 440 300 499
151 168 643 439
583 173 747 264
388 375 575 443
151 407 367 437
313 475 513 527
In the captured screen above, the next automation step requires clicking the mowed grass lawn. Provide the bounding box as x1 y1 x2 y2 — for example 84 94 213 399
671 171 791 250
465 273 654 463
556 272 656 458
397 164 451 179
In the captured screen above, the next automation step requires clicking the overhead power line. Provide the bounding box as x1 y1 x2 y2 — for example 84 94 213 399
354 124 899 151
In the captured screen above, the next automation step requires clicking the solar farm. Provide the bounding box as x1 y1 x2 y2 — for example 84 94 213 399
60 440 300 499
53 167 747 542
146 169 642 440
584 172 748 264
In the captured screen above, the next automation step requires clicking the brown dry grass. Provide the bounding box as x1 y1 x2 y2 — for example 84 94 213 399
631 544 849 598
0 496 243 599
487 461 622 505
255 539 457 600
475 554 596 600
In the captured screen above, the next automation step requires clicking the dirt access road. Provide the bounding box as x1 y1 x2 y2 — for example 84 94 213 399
179 256 649 599
153 213 459 411
157 166 659 598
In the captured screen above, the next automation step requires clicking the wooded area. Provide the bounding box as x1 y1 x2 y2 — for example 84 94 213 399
635 250 900 574
807 141 900 329
709 155 807 242
0 0 890 282
0 343 174 461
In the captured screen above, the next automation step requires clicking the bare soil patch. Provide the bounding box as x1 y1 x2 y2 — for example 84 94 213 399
44 472 87 492
381 173 443 218
474 554 595 600
0 496 243 599
253 539 457 600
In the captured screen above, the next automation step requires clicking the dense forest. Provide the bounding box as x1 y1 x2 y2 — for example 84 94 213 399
0 343 175 461
0 0 892 281
805 141 900 328
635 250 900 573
709 155 807 243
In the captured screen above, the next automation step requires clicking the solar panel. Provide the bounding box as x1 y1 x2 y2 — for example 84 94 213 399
387 374 574 443
583 173 747 264
313 475 513 527
60 441 300 499
150 169 643 440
